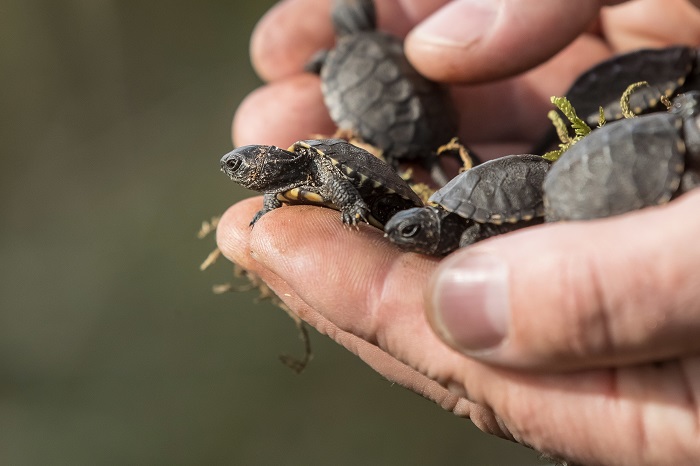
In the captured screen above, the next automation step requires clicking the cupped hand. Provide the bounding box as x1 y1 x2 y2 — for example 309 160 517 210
220 1 700 465
218 190 700 465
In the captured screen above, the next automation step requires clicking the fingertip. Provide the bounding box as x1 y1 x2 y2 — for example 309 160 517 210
405 0 601 83
248 204 392 265
250 0 334 82
427 194 700 371
216 196 263 264
427 248 511 355
232 73 336 148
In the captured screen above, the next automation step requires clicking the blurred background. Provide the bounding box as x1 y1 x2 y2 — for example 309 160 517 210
1 1 541 464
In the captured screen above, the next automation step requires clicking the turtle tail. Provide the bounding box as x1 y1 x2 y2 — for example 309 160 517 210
331 0 376 36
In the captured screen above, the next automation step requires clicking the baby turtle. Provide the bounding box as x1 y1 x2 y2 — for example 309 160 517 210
385 154 552 256
543 91 700 221
220 138 423 228
568 46 699 126
534 46 700 153
307 0 461 179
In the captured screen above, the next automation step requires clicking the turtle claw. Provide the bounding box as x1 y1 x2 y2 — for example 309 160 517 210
249 209 265 227
341 203 370 227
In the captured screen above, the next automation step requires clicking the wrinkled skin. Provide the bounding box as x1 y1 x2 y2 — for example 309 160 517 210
220 144 307 192
220 1 700 465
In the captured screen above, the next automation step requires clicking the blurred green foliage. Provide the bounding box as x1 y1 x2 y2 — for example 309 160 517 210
0 1 538 464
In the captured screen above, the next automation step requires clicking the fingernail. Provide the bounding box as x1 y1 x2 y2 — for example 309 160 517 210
430 250 509 353
410 0 499 47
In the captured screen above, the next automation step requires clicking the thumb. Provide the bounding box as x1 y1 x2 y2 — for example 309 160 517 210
426 190 700 370
405 0 625 83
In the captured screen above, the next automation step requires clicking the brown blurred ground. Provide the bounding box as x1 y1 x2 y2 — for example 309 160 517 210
0 1 538 464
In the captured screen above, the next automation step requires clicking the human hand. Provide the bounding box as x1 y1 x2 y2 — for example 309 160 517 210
219 191 700 466
220 1 700 464
233 0 700 157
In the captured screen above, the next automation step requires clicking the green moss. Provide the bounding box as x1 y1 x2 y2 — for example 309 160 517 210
542 96 592 161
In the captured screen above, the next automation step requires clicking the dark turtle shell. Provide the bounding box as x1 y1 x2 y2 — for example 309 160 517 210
566 46 698 126
384 154 551 255
431 154 552 224
284 139 423 226
543 111 686 221
315 0 457 164
532 46 698 155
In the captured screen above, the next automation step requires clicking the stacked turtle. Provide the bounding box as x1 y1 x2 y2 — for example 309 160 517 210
383 45 700 255
219 0 700 257
386 91 700 255
385 154 552 256
306 0 472 185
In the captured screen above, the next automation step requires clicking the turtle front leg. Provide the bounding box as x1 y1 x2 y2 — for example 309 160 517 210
326 178 370 226
250 192 282 227
459 222 512 246
459 222 487 247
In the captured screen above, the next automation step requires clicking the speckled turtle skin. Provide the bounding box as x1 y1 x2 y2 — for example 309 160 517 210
220 138 422 228
534 46 700 153
385 154 552 255
308 0 458 166
543 92 700 221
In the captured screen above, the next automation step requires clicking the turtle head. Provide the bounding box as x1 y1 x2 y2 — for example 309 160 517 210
384 206 448 256
672 91 700 163
331 0 376 36
671 91 700 120
220 145 304 192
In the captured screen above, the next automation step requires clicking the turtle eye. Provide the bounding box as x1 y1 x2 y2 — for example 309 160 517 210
401 224 420 238
225 157 242 172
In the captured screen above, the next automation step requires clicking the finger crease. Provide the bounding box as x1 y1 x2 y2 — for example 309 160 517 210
585 253 616 358
680 359 700 439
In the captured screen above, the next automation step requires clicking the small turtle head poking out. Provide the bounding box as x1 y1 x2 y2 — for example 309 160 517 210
671 91 700 120
220 145 305 192
385 207 442 255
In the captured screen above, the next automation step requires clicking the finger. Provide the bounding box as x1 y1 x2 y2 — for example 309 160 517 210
453 35 611 144
217 200 700 465
235 200 519 434
600 0 700 51
404 0 623 83
232 74 335 147
250 0 333 82
251 0 449 82
215 199 506 435
427 190 700 371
